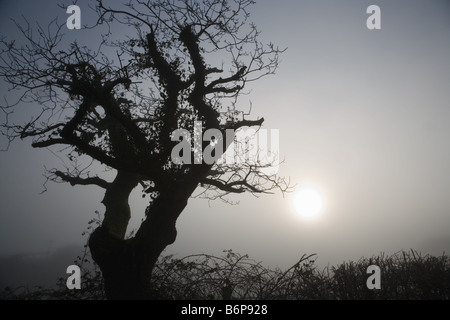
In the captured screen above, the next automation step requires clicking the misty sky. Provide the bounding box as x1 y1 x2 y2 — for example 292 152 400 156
1 0 450 289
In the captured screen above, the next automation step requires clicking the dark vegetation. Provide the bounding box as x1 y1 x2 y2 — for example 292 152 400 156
2 248 448 300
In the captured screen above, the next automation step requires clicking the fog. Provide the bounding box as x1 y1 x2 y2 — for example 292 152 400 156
1 0 450 290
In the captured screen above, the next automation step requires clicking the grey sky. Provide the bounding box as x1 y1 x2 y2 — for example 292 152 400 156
1 0 450 289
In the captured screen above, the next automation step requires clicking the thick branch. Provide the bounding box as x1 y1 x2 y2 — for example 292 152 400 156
101 93 150 154
145 31 185 90
54 170 110 189
200 177 263 194
104 77 132 92
180 25 206 87
20 123 65 139
32 138 68 148
225 117 264 130
58 99 165 186
179 25 220 128
206 66 246 93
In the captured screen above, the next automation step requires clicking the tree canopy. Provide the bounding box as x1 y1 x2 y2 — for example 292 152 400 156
0 0 289 299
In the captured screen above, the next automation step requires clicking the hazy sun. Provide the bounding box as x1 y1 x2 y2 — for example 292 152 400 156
292 186 325 219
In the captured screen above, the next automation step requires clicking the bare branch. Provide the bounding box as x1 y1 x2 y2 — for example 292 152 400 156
201 178 247 194
53 170 111 189
32 138 68 148
1 0 289 209
225 117 264 130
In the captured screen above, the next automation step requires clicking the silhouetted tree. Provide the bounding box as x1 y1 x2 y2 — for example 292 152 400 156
0 0 288 299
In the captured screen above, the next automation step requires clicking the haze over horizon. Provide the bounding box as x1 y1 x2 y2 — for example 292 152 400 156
1 0 450 290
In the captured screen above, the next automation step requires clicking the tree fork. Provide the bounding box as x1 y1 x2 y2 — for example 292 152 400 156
89 178 200 299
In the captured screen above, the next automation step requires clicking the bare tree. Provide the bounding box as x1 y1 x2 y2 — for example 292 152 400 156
0 0 289 299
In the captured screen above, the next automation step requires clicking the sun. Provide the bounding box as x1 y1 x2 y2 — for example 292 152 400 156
292 186 325 219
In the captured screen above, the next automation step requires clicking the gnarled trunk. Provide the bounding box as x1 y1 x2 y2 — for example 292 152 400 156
89 171 198 299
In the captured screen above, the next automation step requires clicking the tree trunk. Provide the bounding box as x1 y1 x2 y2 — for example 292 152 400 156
89 172 198 299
